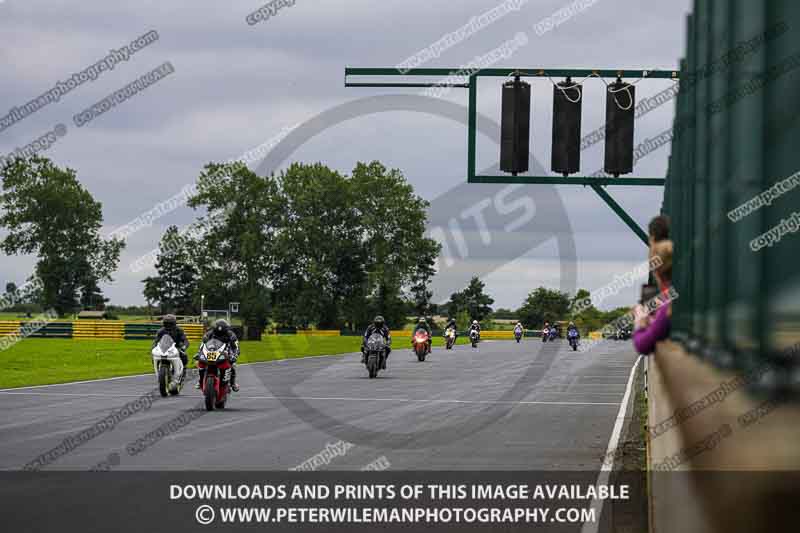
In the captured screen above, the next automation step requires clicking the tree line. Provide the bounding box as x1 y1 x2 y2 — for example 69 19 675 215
1 156 629 333
437 279 629 334
142 160 439 330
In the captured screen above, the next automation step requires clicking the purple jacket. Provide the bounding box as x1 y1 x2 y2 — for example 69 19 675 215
632 303 671 354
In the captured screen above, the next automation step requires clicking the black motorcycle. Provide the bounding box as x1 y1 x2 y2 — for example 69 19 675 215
364 332 388 378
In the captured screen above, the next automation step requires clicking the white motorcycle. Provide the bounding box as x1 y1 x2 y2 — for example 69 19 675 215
469 328 480 348
151 334 185 397
444 327 457 350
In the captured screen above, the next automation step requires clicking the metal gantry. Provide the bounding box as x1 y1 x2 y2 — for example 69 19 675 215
344 67 680 245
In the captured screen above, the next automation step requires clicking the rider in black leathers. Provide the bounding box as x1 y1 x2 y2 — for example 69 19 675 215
153 314 189 370
444 317 458 341
196 319 240 392
361 315 392 368
468 320 481 340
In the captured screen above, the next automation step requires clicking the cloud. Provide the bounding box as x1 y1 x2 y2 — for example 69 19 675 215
0 0 692 306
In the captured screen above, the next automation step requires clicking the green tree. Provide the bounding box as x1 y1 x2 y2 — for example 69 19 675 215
517 287 571 328
270 161 439 330
455 309 471 332
271 163 365 329
350 161 440 329
179 160 439 331
569 288 596 314
142 276 165 314
148 226 199 315
447 276 494 321
79 278 107 310
0 157 124 316
188 162 283 328
492 308 516 320
409 239 439 316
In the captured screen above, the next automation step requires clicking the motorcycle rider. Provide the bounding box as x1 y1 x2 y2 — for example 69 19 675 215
153 314 189 374
567 321 579 339
412 317 433 353
361 315 392 369
444 316 458 340
468 319 481 340
196 319 240 392
550 322 559 339
514 321 524 336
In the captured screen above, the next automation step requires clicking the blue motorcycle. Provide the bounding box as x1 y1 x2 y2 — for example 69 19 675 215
568 329 579 351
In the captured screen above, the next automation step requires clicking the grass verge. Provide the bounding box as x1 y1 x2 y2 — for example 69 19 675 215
0 335 477 389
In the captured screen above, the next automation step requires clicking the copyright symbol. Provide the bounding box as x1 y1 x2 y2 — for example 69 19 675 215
195 504 215 525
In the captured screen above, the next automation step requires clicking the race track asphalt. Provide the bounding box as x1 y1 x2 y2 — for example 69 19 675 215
0 338 639 471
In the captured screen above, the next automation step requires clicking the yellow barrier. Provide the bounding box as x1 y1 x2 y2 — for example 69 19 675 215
182 324 205 341
296 330 341 336
479 330 515 340
392 330 516 339
73 321 124 340
589 331 603 340
0 321 21 336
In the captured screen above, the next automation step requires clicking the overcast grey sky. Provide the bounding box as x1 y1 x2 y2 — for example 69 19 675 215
0 0 692 310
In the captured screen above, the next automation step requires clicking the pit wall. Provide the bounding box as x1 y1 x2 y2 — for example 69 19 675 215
647 340 800 533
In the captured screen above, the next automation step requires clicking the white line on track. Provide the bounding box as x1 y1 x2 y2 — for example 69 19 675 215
0 351 359 392
581 355 642 533
530 391 623 395
0 390 620 406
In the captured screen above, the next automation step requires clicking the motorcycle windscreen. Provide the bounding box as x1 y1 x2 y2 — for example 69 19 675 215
205 338 225 351
366 333 385 351
158 334 175 352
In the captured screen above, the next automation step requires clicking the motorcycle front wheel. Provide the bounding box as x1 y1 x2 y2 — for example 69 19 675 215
367 355 378 378
204 375 217 411
157 364 169 397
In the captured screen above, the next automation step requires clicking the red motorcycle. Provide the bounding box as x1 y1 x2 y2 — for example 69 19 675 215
197 338 232 411
412 330 431 362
